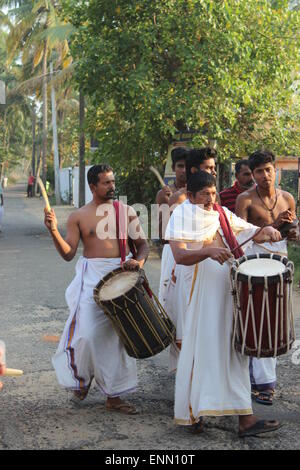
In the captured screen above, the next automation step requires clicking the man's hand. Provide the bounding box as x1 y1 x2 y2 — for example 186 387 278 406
44 208 57 232
161 185 172 199
122 259 141 271
286 224 300 241
206 247 233 265
255 226 282 243
273 210 294 229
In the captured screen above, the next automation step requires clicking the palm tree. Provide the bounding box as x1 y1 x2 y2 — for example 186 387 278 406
0 21 32 178
2 0 73 189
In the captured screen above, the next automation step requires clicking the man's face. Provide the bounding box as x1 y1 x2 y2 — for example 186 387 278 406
199 158 216 177
91 171 115 200
252 163 276 190
236 165 254 189
173 159 186 185
188 185 217 211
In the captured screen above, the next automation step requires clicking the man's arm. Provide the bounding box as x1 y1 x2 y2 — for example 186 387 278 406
156 186 172 205
130 236 149 269
235 192 251 221
44 209 80 261
168 188 187 207
170 240 233 266
124 207 149 270
278 192 299 240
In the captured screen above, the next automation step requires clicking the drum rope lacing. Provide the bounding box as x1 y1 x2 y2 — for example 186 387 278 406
231 254 295 358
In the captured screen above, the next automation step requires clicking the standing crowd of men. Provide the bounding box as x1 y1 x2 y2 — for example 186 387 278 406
0 148 298 439
156 146 298 435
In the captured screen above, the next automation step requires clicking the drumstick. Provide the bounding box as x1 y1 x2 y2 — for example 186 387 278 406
150 166 165 189
37 176 51 212
3 368 24 377
231 225 266 254
37 176 55 231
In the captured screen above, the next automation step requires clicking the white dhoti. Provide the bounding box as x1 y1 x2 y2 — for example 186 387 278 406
158 244 175 308
245 240 288 392
165 202 259 424
165 264 193 372
52 256 137 397
175 259 253 423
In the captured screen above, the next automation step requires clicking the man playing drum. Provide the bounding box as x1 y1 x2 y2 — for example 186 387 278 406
44 164 149 414
160 147 220 371
157 147 188 306
156 147 188 370
166 171 283 437
236 150 299 406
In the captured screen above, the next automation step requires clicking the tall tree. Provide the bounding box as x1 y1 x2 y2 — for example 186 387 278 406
64 0 300 203
2 0 74 188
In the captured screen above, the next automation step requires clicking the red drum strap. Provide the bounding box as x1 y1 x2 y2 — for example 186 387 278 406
213 204 244 259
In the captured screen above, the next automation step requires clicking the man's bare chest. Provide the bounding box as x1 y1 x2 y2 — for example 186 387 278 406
248 196 290 226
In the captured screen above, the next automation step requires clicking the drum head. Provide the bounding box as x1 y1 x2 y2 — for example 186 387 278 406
97 271 140 301
237 258 286 277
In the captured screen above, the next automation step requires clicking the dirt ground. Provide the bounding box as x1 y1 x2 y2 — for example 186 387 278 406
0 184 299 450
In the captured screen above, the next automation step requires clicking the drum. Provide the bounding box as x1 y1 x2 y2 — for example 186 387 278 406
94 268 176 359
230 254 295 358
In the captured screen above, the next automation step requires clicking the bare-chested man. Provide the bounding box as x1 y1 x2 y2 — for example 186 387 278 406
44 164 149 414
158 147 220 371
236 150 299 406
156 147 187 209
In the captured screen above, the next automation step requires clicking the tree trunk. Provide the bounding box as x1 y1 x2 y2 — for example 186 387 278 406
42 41 48 185
79 90 85 207
50 62 61 205
31 102 36 196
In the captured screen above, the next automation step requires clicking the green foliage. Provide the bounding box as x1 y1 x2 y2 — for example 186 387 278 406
281 169 298 201
0 0 79 181
288 244 300 284
0 26 32 170
63 0 300 204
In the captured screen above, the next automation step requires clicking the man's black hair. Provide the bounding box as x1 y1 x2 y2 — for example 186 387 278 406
187 170 216 196
186 147 217 179
87 164 113 185
235 159 250 174
248 150 275 172
171 147 188 168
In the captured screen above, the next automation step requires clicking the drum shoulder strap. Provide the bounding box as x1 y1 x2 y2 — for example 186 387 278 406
113 200 137 263
213 204 244 259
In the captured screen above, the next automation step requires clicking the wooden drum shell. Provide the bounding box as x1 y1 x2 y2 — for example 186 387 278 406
231 254 295 358
94 269 176 359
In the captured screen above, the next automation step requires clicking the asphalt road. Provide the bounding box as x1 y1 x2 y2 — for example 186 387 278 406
0 184 299 450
